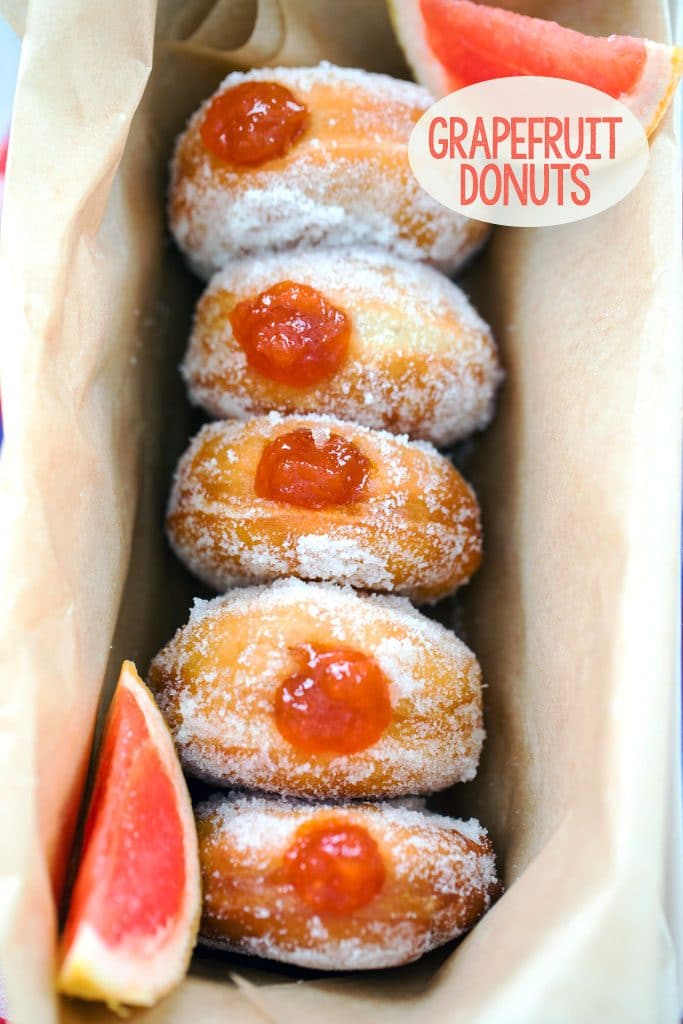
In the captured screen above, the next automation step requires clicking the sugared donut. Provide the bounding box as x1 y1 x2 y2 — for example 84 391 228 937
168 63 489 279
148 579 483 799
196 792 498 970
166 414 482 603
182 249 503 446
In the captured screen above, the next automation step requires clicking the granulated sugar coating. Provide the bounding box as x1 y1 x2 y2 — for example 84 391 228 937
183 248 504 446
165 414 483 603
195 791 498 970
168 63 490 279
148 579 484 799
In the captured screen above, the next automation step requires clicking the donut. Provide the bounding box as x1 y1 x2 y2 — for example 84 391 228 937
168 62 489 279
166 414 482 603
182 248 503 446
195 792 498 970
148 579 483 799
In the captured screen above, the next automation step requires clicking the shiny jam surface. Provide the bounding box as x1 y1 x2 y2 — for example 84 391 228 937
274 644 392 755
254 428 371 509
282 820 386 914
229 281 351 387
200 81 308 165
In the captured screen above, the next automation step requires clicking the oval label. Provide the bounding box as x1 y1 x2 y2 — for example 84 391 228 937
408 76 649 227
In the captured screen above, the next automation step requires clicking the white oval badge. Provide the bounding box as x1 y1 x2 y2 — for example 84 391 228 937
409 76 649 227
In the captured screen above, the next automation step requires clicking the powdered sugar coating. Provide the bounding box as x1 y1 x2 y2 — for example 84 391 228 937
183 248 503 446
148 579 483 799
168 63 490 279
166 414 482 604
195 791 498 970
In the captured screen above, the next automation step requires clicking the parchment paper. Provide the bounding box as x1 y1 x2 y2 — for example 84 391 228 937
0 2 680 1023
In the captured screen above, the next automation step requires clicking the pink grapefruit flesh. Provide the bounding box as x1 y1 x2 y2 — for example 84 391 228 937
58 661 200 1009
389 0 683 136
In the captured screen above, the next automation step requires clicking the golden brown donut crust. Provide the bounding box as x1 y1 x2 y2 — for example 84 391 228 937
196 792 498 970
168 64 490 279
183 249 503 446
165 414 482 603
148 580 483 799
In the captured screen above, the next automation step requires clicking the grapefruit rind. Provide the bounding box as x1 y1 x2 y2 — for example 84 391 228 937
635 41 683 137
388 0 452 98
388 0 683 137
57 661 201 1009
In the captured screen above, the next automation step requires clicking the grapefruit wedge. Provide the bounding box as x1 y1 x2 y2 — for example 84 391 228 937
58 661 201 1009
389 0 683 136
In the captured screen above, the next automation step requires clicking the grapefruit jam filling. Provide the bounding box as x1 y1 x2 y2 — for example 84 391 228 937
419 0 646 98
254 428 372 509
274 644 393 755
200 81 308 165
229 281 351 387
281 820 386 914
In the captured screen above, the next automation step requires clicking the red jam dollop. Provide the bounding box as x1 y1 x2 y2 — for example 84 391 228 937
274 644 392 755
200 81 308 165
282 820 386 914
229 281 350 387
254 428 371 509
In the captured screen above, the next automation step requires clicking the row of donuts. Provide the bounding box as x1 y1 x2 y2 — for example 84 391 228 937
152 62 502 970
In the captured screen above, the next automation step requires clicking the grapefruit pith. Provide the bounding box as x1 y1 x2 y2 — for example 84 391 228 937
389 0 683 136
58 661 201 1009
